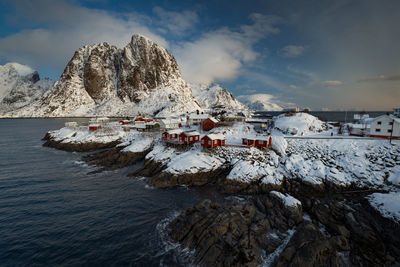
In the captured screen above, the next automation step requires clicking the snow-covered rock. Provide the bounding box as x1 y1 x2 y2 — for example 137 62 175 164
368 191 400 222
191 83 247 111
270 191 302 208
2 35 202 117
0 63 54 113
237 94 283 111
274 112 327 135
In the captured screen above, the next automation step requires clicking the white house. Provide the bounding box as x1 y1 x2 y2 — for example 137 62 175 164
370 114 400 139
159 118 182 129
188 113 210 125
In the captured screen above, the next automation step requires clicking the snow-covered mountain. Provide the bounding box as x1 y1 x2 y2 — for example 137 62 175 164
2 35 204 118
0 63 54 113
237 94 283 111
190 83 247 111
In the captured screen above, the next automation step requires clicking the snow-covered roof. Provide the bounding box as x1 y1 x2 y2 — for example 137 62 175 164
160 118 181 124
89 123 100 127
243 135 270 141
204 133 225 140
208 117 219 123
166 129 183 135
182 131 200 136
190 114 209 120
372 114 400 123
134 124 146 129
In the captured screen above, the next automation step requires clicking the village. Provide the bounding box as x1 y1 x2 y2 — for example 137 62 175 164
61 106 400 151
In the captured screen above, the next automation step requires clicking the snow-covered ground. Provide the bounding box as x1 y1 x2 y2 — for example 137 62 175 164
273 112 327 136
48 123 126 144
368 192 400 222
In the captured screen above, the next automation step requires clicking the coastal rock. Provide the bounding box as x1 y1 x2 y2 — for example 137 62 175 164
147 167 229 188
276 222 342 267
42 137 120 152
82 146 151 173
167 195 304 266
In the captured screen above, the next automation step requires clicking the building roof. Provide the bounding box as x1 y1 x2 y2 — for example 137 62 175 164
190 114 209 120
243 135 271 141
204 133 225 140
371 114 400 123
160 118 181 124
166 129 183 135
208 117 219 123
182 131 200 136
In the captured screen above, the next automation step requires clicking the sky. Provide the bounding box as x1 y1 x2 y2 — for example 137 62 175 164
0 0 399 111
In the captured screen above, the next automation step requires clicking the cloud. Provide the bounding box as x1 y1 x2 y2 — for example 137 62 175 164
173 13 282 84
358 74 400 83
319 80 344 87
278 45 306 58
153 7 198 36
0 0 167 74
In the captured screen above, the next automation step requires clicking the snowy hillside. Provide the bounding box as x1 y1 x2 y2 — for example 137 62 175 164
191 83 247 111
0 63 54 113
274 112 327 135
237 94 283 111
1 35 202 118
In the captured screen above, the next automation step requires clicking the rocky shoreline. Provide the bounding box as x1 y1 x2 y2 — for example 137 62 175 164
167 192 400 266
41 135 400 266
42 132 121 152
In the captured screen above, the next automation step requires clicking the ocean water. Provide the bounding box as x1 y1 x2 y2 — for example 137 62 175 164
0 119 217 266
254 111 391 122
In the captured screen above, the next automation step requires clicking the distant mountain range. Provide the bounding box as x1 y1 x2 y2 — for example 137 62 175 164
0 34 282 117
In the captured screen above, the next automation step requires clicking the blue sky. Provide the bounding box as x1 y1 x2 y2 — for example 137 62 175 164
0 0 399 110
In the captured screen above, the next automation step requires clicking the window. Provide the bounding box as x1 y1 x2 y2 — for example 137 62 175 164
377 121 382 125
201 140 204 144
214 140 217 144
189 137 193 141
388 129 392 133
376 129 381 132
208 141 211 145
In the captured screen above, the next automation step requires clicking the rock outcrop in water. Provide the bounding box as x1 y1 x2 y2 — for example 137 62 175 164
168 193 400 266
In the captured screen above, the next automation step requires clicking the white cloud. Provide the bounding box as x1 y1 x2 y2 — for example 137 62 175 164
0 0 167 72
320 80 344 87
153 7 198 36
278 45 306 58
173 13 281 84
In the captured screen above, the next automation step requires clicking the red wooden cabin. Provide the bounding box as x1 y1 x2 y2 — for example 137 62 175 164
201 133 226 148
119 120 130 125
242 136 272 148
89 124 101 131
202 117 219 131
162 129 183 141
179 131 200 144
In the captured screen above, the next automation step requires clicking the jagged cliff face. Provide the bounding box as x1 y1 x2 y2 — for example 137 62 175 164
1 35 247 118
0 63 54 113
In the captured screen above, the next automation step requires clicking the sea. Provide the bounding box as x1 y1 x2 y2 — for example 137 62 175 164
0 112 390 265
0 119 223 266
254 111 390 122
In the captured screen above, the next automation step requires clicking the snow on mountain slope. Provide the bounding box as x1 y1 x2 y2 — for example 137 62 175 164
190 83 247 110
2 35 202 118
237 94 283 111
0 63 54 113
